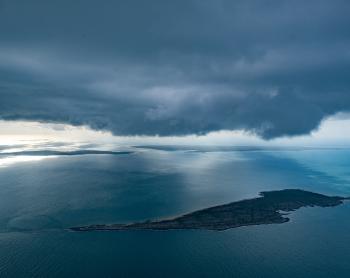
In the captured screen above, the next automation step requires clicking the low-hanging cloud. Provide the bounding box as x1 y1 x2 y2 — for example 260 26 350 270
0 0 350 139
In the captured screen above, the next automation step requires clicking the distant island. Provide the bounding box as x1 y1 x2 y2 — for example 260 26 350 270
71 189 349 232
0 150 132 157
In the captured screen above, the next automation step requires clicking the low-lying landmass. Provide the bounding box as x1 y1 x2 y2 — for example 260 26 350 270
0 150 132 156
71 189 349 232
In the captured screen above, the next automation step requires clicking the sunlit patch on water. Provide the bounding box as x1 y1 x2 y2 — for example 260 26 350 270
0 155 55 168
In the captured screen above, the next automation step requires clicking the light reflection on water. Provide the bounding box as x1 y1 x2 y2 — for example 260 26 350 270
0 155 55 168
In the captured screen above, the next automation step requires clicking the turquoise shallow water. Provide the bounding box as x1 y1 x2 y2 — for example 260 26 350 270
0 147 350 277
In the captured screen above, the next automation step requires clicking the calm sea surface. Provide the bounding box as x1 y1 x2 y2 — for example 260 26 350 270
0 147 350 277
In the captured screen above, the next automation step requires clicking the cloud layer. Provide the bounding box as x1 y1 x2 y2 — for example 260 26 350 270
0 0 350 138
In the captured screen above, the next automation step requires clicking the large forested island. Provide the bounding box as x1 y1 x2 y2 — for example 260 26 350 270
71 189 349 232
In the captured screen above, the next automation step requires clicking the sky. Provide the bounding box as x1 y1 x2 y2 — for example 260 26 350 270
0 0 350 143
1 115 350 147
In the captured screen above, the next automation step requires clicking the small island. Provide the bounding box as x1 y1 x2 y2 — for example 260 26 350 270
0 150 132 156
71 189 349 232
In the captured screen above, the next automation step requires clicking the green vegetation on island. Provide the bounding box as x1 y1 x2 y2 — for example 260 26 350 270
71 189 349 232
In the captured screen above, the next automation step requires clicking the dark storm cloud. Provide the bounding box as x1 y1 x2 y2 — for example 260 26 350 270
0 0 350 138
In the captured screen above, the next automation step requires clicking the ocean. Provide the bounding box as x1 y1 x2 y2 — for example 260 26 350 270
0 146 350 277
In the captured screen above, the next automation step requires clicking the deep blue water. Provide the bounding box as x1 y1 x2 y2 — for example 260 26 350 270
0 147 350 277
